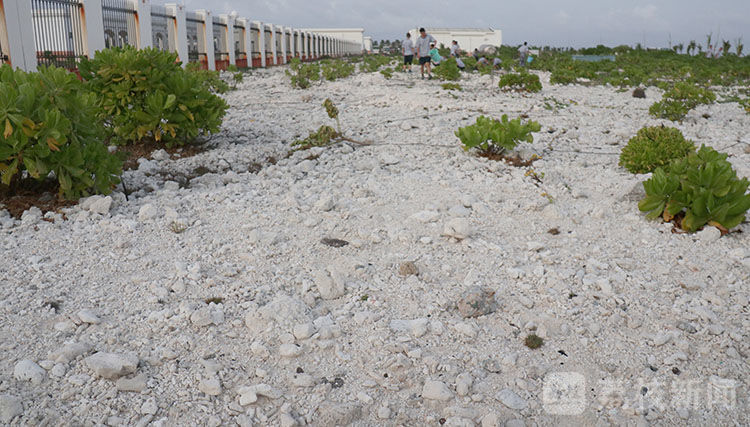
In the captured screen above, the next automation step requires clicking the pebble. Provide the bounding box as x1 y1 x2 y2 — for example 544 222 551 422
315 401 362 426
695 226 721 242
77 309 101 324
140 398 158 415
480 412 500 427
314 267 346 300
398 261 419 276
422 380 454 401
0 394 23 423
84 352 139 379
314 195 335 212
88 196 113 215
411 210 440 223
377 406 392 419
13 360 46 385
455 373 473 396
390 318 429 337
676 321 697 334
116 374 148 392
457 287 497 318
443 218 473 240
279 343 303 357
293 322 315 340
199 378 222 396
496 388 527 410
138 204 158 222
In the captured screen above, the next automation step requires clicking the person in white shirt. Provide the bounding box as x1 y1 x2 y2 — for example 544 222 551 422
518 42 529 67
402 32 415 72
415 27 437 79
449 40 460 57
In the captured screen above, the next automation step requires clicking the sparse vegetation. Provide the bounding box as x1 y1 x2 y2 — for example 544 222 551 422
619 126 695 174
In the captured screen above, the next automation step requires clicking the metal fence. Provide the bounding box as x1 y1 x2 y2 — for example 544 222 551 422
211 16 228 69
150 5 173 52
233 23 247 68
101 0 136 48
185 11 205 65
31 0 86 69
1 39 7 65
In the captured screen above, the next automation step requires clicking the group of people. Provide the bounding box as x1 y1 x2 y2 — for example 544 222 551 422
401 28 530 79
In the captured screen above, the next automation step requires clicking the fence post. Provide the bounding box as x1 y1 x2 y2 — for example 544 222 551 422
195 9 214 70
288 27 294 60
165 3 187 67
278 25 285 64
2 0 37 70
269 24 276 65
223 14 234 66
132 0 152 49
240 18 252 68
255 21 264 67
81 0 106 58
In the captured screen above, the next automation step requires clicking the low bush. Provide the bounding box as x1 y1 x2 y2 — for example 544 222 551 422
380 68 394 79
79 47 228 147
433 58 460 81
442 83 462 91
639 145 750 232
361 55 392 73
649 82 716 121
293 99 343 149
321 60 355 81
619 126 695 174
550 69 578 85
0 65 121 199
739 98 750 114
462 56 477 70
185 62 230 94
287 58 321 89
499 72 542 92
456 115 541 155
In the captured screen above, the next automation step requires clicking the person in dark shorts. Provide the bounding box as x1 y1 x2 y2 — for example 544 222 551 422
402 32 415 72
415 28 437 79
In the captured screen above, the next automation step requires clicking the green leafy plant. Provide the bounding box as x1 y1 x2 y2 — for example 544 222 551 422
619 126 695 174
649 82 716 121
441 83 462 91
455 115 541 155
739 98 750 114
292 125 339 150
524 334 544 349
639 145 750 232
321 60 355 81
379 67 394 79
499 72 542 92
0 65 121 199
433 58 460 81
185 62 230 94
361 55 392 73
79 47 228 147
287 58 321 89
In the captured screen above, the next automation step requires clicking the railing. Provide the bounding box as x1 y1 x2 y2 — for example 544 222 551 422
1 40 7 65
31 0 86 69
101 0 137 48
214 51 229 70
185 12 206 67
150 5 173 52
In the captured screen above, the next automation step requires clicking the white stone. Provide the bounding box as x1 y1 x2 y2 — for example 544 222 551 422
423 380 454 401
13 360 46 385
480 412 500 427
696 226 721 242
49 342 92 363
411 210 440 223
77 309 101 324
138 204 158 222
456 373 473 396
293 323 315 340
314 268 346 300
0 394 23 423
116 374 148 392
314 195 335 212
496 388 527 410
84 352 138 379
443 218 473 240
356 391 373 404
151 149 170 161
279 344 303 357
89 196 113 215
377 406 391 419
390 318 429 337
140 398 158 415
199 378 222 396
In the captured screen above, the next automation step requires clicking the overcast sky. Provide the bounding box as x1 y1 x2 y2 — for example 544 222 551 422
175 0 748 48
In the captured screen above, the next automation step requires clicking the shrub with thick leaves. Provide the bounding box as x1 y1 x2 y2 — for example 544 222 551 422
456 115 541 154
0 65 120 199
639 145 750 232
649 82 716 121
499 72 542 92
619 126 695 174
287 58 321 89
79 47 228 146
433 58 460 81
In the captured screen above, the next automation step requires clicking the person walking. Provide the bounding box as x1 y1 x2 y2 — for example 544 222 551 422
415 27 437 79
518 42 529 67
402 32 415 72
449 40 460 57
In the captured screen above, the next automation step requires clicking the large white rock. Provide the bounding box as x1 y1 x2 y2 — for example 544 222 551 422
88 196 113 215
0 394 23 423
13 360 46 385
314 267 346 300
84 352 138 379
422 380 454 401
496 388 527 410
443 218 473 240
138 204 158 222
48 342 92 363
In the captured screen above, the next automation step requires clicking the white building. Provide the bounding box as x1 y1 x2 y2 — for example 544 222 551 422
363 36 372 53
409 28 502 52
302 28 364 53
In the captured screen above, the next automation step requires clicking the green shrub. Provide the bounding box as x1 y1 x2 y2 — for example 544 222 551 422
456 115 541 154
462 57 477 70
292 125 339 149
0 65 121 199
619 126 695 174
185 62 230 94
433 58 460 81
639 145 750 232
287 58 321 89
361 55 391 73
649 82 716 121
739 98 750 114
550 69 578 84
380 68 394 79
321 60 355 81
79 47 228 147
499 72 542 92
442 83 462 91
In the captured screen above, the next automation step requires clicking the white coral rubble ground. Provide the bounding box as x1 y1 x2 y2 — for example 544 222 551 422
1 67 749 426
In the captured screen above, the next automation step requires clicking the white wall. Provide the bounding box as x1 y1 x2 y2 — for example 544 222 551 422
409 28 502 52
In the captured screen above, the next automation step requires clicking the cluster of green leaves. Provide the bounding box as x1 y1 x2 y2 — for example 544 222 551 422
542 96 569 111
379 68 394 79
321 60 355 81
286 58 321 89
649 82 716 121
225 65 244 86
530 46 750 88
79 47 228 147
455 115 541 154
619 126 695 174
639 145 750 232
292 125 339 150
442 83 462 91
185 62 230 94
0 65 120 199
739 98 750 114
433 58 461 81
361 55 393 73
498 72 542 92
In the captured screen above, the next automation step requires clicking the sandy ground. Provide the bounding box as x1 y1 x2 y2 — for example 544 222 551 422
1 66 749 426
